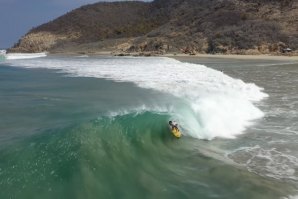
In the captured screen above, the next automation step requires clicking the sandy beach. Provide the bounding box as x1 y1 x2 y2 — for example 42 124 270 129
65 50 298 61
164 53 298 61
48 50 298 61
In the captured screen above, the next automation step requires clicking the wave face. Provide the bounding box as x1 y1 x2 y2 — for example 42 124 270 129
6 56 267 140
1 111 290 199
5 52 47 60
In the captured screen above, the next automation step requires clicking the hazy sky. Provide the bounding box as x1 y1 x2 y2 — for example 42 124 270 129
0 0 150 48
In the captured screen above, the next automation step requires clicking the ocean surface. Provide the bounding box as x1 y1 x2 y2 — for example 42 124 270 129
0 55 298 199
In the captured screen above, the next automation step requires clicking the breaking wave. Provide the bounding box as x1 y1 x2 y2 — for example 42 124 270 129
5 56 268 140
5 52 47 60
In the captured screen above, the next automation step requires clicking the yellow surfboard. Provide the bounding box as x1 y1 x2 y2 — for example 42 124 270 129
171 127 182 138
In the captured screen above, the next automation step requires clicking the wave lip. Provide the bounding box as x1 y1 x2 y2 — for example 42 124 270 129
5 52 47 60
6 56 267 140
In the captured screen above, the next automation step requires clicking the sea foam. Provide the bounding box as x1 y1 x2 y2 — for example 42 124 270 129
5 52 47 60
5 56 268 140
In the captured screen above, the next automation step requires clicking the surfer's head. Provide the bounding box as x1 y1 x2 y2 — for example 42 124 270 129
169 121 172 125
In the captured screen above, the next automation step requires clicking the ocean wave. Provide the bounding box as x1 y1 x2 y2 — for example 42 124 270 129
105 104 172 118
5 52 47 60
5 56 268 140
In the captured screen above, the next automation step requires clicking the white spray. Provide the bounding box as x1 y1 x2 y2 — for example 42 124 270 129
5 56 268 140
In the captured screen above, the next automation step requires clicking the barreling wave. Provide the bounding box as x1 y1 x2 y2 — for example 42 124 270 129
0 109 292 199
5 56 268 140
0 111 183 199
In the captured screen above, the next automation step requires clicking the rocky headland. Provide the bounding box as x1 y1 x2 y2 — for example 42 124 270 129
8 0 298 56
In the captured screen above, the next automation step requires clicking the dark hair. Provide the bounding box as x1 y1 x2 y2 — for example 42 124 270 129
169 121 172 125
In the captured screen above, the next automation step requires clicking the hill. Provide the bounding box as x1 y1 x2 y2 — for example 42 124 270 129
8 0 298 55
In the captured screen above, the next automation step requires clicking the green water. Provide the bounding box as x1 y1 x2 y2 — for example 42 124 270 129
0 59 297 199
0 113 290 199
0 55 5 61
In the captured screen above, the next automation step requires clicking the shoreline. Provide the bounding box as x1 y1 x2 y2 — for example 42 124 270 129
56 51 298 61
163 53 298 61
5 51 298 61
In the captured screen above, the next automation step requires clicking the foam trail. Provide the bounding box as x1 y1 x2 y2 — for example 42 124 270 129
284 196 298 199
5 52 47 60
6 57 268 140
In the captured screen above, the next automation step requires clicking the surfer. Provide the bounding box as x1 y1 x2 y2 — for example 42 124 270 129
169 121 179 131
169 120 181 138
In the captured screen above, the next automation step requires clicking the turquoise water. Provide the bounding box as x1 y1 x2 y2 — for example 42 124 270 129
0 55 5 61
0 56 297 198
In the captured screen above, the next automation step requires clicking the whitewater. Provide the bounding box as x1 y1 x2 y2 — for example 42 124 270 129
1 55 298 199
5 52 47 60
5 55 267 140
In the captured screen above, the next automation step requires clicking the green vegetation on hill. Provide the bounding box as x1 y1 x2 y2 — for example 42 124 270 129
9 0 298 55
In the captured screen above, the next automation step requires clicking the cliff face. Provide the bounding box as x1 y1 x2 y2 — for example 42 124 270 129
9 0 298 55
